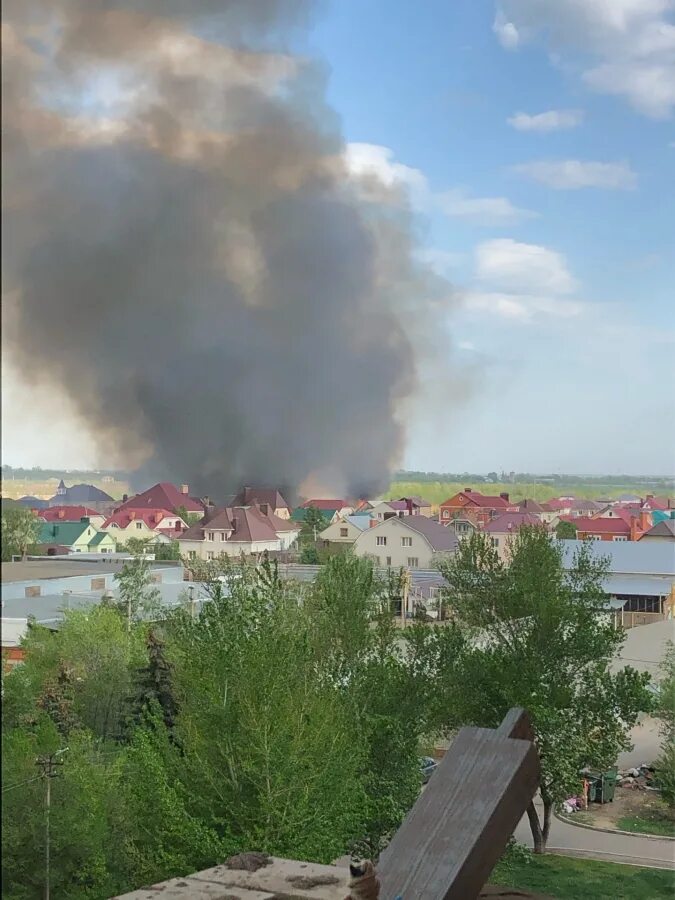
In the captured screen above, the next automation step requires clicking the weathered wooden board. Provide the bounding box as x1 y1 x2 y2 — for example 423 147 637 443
378 710 540 900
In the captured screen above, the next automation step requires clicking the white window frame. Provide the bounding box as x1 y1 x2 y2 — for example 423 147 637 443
407 557 419 568
376 536 387 546
401 536 412 547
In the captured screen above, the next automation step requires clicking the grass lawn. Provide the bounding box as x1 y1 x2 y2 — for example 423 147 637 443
616 812 675 837
492 852 674 899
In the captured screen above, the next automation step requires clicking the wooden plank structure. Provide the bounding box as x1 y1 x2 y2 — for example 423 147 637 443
113 708 542 900
376 708 540 900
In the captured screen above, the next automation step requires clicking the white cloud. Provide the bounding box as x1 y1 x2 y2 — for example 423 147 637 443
494 1 675 118
507 109 584 131
514 159 637 189
458 340 476 351
464 291 584 321
438 189 537 224
475 239 578 295
345 143 536 225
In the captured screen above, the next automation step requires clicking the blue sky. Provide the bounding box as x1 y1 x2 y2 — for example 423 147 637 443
309 0 675 474
3 0 673 477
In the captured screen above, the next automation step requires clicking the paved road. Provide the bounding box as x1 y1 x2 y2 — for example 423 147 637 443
514 799 675 869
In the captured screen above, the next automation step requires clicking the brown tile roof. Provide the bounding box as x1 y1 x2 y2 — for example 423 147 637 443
180 505 299 543
232 486 291 511
117 482 204 514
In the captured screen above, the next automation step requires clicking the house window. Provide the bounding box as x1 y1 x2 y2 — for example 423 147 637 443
386 556 392 567
208 531 215 541
442 510 449 519
491 537 499 547
136 521 143 530
340 527 349 537
220 532 226 541
407 557 419 568
207 551 214 560
401 536 412 547
376 536 387 546
188 551 196 560
613 536 628 542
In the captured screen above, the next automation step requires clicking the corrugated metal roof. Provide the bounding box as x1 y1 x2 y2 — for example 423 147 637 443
560 539 675 576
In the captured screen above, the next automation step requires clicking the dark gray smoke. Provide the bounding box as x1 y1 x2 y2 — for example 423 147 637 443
2 0 452 500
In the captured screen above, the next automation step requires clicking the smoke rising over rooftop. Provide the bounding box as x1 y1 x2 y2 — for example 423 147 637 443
2 1 453 499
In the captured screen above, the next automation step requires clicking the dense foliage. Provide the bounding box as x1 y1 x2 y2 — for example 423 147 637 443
1 507 42 561
2 555 432 898
430 528 652 851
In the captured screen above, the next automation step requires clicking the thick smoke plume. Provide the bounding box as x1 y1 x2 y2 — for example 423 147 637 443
2 1 451 500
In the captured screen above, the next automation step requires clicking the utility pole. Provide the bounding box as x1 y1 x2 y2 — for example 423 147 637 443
37 749 68 900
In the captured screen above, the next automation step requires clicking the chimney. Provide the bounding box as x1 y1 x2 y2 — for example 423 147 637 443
58 509 64 519
181 484 189 495
260 502 269 516
500 493 510 502
130 510 136 520
406 498 413 515
231 515 238 533
369 518 378 528
202 495 210 508
122 493 128 502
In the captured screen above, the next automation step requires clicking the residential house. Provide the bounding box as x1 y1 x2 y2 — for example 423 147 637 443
641 495 673 512
47 480 115 513
178 505 300 560
515 499 546 521
230 486 292 519
448 517 478 540
562 510 651 542
398 496 433 517
301 498 353 514
483 513 541 560
38 506 106 527
639 518 675 543
438 490 515 527
369 500 411 521
291 501 350 526
17 496 49 510
37 518 117 554
354 516 458 569
318 514 373 548
101 508 188 545
115 482 205 516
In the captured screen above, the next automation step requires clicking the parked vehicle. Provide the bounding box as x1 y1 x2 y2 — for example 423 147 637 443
419 756 438 784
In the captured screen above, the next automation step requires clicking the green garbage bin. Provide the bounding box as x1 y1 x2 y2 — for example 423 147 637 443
600 768 618 803
586 776 599 803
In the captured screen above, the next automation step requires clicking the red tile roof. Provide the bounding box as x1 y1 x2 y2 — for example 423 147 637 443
563 517 631 535
441 491 512 510
38 506 102 521
116 482 204 514
301 499 351 511
102 508 184 530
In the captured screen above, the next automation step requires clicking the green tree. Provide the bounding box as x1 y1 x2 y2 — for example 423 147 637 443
300 505 328 543
153 540 181 561
114 556 162 627
2 507 42 561
656 642 675 742
128 630 179 743
174 506 202 527
433 528 652 853
555 520 578 540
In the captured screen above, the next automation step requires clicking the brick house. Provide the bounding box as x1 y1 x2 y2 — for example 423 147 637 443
438 489 516 528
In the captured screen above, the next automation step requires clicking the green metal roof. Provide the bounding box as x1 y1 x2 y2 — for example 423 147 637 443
88 531 114 546
38 521 89 545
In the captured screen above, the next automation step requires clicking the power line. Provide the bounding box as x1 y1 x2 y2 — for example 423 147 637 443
2 775 42 793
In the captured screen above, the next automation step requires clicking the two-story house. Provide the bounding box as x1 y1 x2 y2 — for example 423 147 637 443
178 505 300 560
438 490 515 527
101 508 188 544
353 516 458 569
